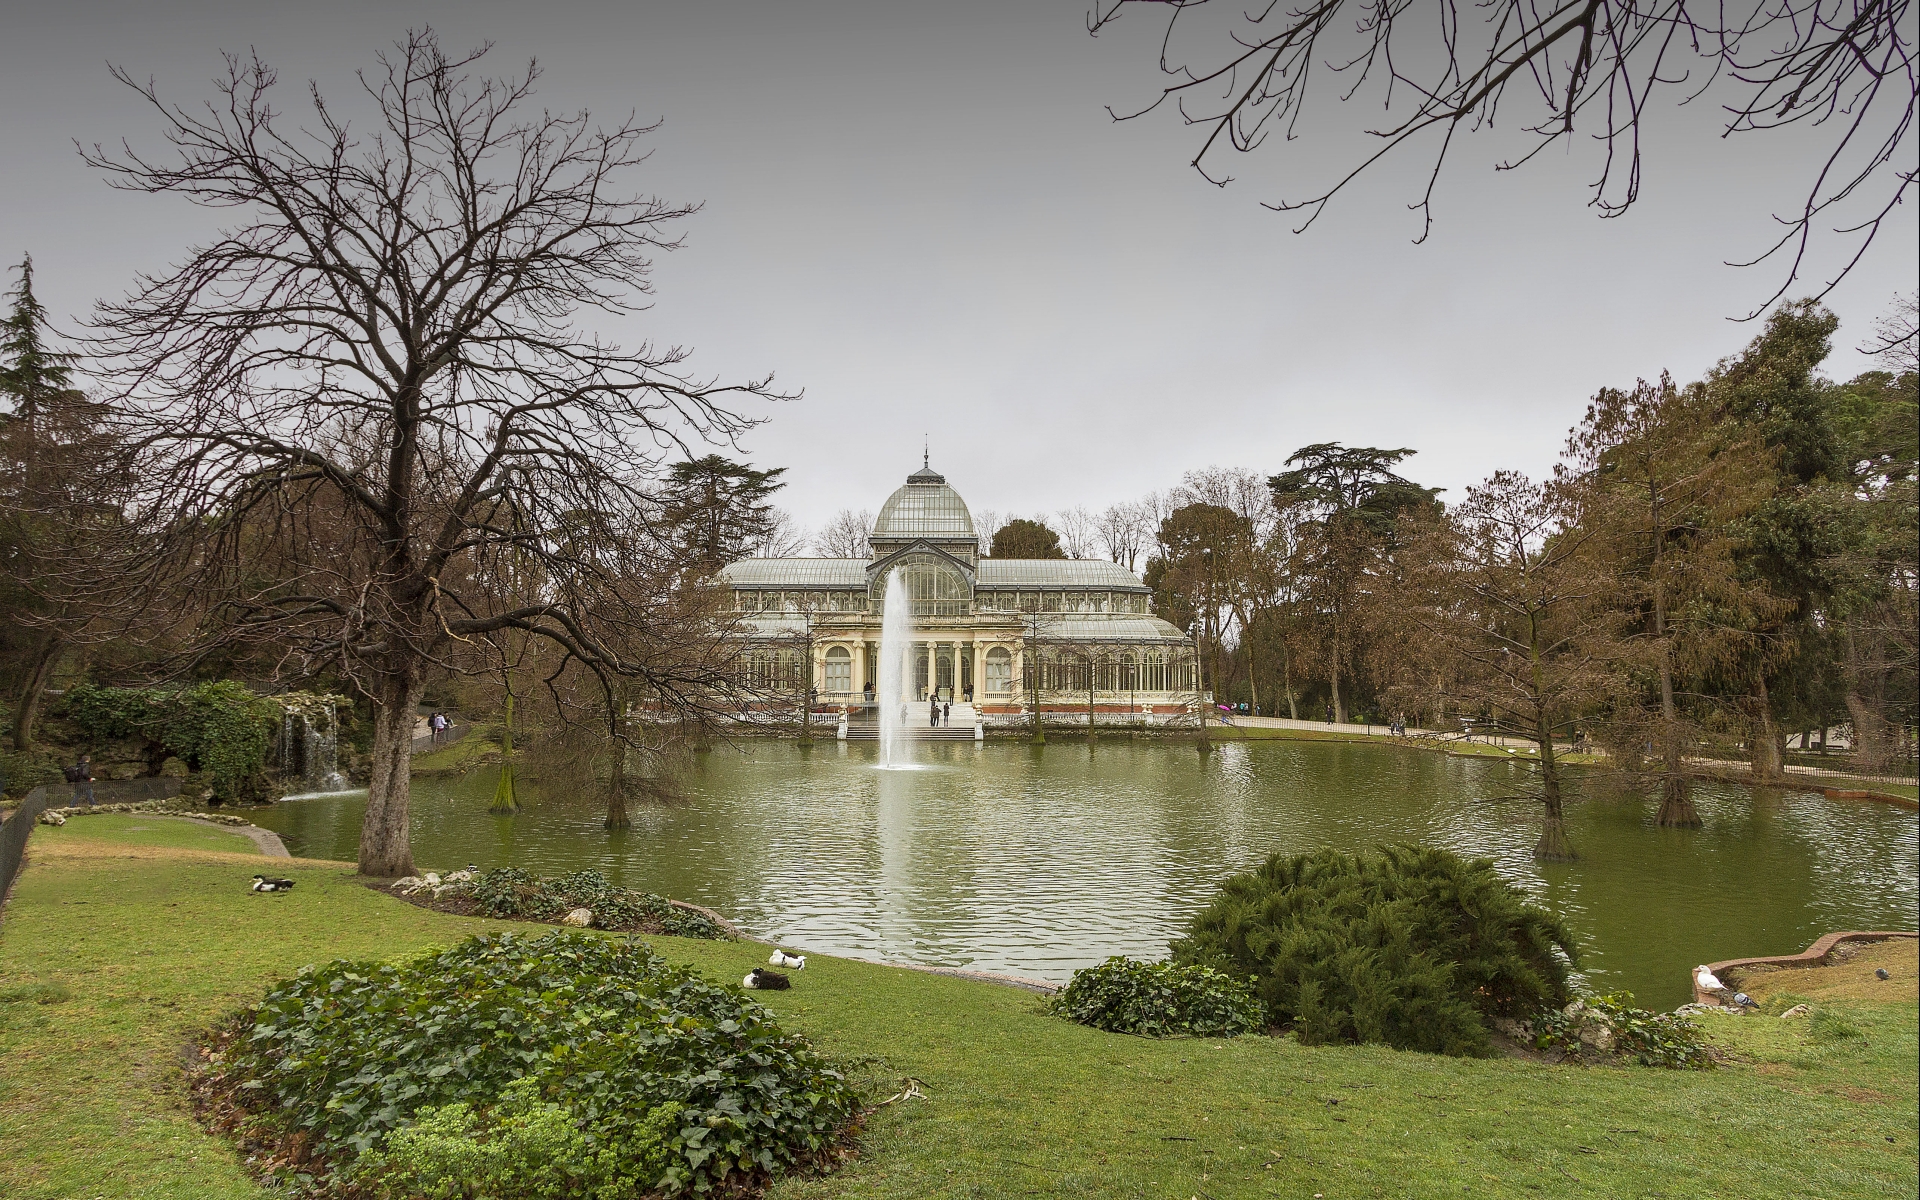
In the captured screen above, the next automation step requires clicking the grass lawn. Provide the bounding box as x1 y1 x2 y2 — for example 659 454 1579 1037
1 818 1914 1200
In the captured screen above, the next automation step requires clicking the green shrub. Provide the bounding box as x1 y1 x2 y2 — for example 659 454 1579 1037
212 931 857 1194
1049 957 1263 1038
1170 845 1577 1056
62 681 277 799
465 868 728 939
351 1077 682 1200
1532 993 1717 1069
0 749 64 798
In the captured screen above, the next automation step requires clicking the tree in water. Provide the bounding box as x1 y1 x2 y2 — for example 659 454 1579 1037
1404 471 1623 861
1569 375 1777 826
85 33 781 875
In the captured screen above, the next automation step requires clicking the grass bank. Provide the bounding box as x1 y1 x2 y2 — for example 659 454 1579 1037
2 818 1915 1199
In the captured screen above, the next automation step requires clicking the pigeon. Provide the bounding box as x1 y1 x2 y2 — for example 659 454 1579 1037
1875 967 1891 980
742 967 791 991
769 951 807 970
250 875 295 893
1732 992 1759 1009
1694 965 1726 993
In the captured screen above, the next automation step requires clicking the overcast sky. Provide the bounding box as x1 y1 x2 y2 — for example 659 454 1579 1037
4 2 1913 540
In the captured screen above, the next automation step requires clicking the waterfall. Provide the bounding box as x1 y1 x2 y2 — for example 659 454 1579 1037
280 698 350 795
877 567 914 769
306 703 346 791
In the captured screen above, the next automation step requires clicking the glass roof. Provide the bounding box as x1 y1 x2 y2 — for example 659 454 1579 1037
872 467 975 540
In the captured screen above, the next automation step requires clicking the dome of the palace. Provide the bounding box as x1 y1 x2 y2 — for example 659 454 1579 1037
872 465 974 541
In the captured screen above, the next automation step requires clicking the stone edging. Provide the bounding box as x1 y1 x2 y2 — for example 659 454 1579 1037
1690 930 1918 1005
1821 787 1919 810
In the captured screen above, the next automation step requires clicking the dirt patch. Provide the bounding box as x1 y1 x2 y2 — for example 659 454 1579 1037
1727 940 1917 1004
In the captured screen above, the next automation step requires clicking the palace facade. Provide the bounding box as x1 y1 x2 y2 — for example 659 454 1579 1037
719 462 1199 726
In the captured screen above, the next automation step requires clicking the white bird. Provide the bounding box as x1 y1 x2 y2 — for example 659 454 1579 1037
769 951 806 970
1694 965 1726 993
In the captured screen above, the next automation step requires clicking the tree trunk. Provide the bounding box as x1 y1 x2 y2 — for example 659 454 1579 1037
1329 665 1345 725
1844 628 1891 774
1086 662 1096 744
1194 648 1211 753
1281 642 1298 720
358 664 424 877
489 690 519 814
1533 714 1576 861
1749 673 1785 784
1650 582 1700 827
605 692 631 830
10 633 65 753
1534 770 1576 861
1844 692 1891 776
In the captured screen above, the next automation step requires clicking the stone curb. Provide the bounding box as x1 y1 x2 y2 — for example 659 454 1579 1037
1690 930 1918 1005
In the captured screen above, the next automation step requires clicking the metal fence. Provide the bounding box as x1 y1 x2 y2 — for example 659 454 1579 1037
0 785 52 914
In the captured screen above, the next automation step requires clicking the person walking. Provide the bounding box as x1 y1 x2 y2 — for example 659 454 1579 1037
929 698 940 727
66 755 95 807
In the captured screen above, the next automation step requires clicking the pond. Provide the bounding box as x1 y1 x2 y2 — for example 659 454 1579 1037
251 738 1918 1009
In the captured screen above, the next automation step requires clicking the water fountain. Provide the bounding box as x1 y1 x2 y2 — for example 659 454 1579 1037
876 567 915 769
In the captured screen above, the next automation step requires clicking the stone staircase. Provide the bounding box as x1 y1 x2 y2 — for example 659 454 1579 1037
840 703 982 741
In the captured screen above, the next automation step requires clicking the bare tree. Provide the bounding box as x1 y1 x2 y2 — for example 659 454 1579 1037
82 33 785 875
1864 291 1920 373
752 509 809 558
1096 500 1150 570
1091 0 1916 314
1055 505 1098 558
1405 472 1623 860
814 508 873 558
973 508 1003 557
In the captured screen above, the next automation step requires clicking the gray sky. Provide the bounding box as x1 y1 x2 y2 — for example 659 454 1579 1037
4 2 1913 538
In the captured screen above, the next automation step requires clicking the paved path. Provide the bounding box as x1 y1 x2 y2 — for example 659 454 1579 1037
145 815 290 857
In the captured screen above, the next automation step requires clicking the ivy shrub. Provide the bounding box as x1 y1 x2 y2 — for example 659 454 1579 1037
205 931 858 1196
1048 957 1263 1038
465 868 728 939
1170 845 1577 1056
62 681 278 799
1531 993 1717 1069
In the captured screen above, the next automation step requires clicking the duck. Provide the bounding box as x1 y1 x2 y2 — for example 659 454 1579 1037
769 951 807 970
1693 965 1726 993
250 875 296 893
742 967 791 991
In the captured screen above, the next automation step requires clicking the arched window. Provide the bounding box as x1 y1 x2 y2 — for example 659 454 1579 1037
824 645 851 694
871 555 972 617
1119 652 1137 691
985 647 1011 693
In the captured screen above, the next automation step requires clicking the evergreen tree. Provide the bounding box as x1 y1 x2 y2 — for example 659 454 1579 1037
0 255 76 430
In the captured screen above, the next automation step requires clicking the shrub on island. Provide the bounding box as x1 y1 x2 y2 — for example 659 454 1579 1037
198 931 859 1196
1170 846 1577 1056
1049 957 1264 1038
410 867 730 939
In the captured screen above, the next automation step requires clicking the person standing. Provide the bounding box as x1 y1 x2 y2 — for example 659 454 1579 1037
66 755 95 807
929 697 939 727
